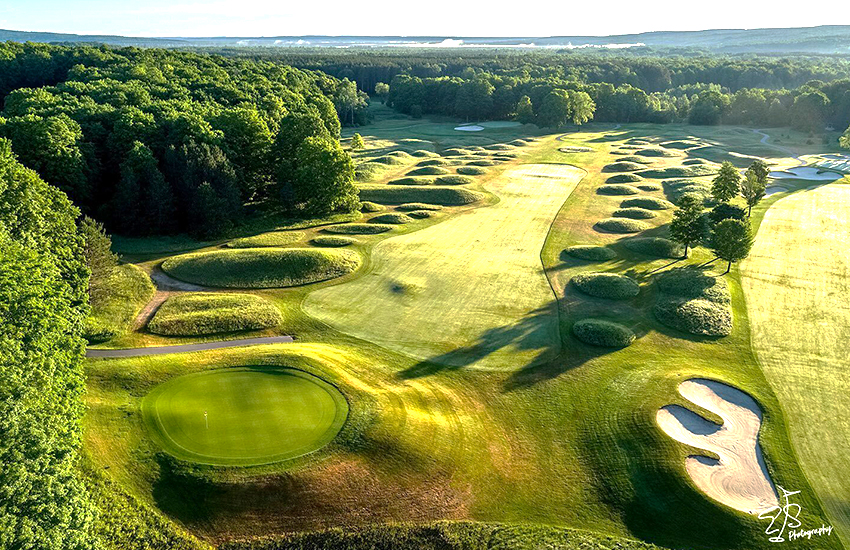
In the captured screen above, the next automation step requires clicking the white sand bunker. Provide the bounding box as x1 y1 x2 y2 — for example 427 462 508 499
769 167 842 181
455 125 484 132
657 378 778 515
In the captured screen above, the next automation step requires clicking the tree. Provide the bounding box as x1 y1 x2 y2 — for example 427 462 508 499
790 90 830 132
293 137 358 214
112 141 175 235
711 161 742 203
516 95 535 124
374 82 390 103
711 218 753 274
350 133 364 150
538 89 572 128
569 90 596 125
740 169 766 216
688 90 730 125
669 194 704 258
213 107 274 197
79 216 118 303
747 159 770 184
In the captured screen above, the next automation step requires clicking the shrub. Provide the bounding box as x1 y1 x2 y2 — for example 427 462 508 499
565 245 616 261
388 176 434 185
360 201 384 213
622 237 684 258
311 236 357 247
148 293 282 336
597 185 640 196
161 248 361 288
397 203 442 211
596 218 649 233
467 159 496 166
407 210 438 219
613 207 657 219
571 272 640 299
408 166 451 176
654 298 732 336
457 166 487 175
603 161 645 172
358 185 483 206
434 175 474 185
620 196 674 210
606 173 643 183
226 231 304 248
370 213 414 224
635 147 678 157
572 318 636 348
325 223 394 234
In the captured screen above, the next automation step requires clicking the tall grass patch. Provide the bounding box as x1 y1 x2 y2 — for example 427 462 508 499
147 293 283 336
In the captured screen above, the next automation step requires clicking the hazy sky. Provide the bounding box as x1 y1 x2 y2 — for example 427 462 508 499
1 0 847 37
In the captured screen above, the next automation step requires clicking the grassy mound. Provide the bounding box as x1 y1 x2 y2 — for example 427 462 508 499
486 144 515 151
662 140 704 149
595 218 650 233
656 267 731 304
372 155 407 165
397 203 442 211
407 210 438 219
663 178 712 204
388 176 434 186
387 150 412 158
682 158 712 165
622 237 684 258
572 318 636 348
638 165 717 179
147 293 282 336
467 159 496 167
636 183 662 191
162 248 361 288
654 268 732 336
325 223 394 234
408 166 451 176
613 207 658 219
635 147 678 157
603 161 645 172
370 213 414 224
565 245 616 261
410 149 439 157
360 201 384 213
606 173 644 183
617 155 653 164
457 166 487 175
417 158 452 167
84 264 155 343
571 272 640 299
355 162 387 182
442 148 471 156
359 185 483 206
597 184 640 196
311 236 357 247
434 175 474 186
225 231 304 248
620 196 674 210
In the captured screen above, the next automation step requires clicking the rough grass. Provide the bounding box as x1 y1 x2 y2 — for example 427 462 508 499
634 147 679 157
411 149 439 157
388 176 434 186
372 155 407 165
434 175 474 186
408 166 451 176
355 162 387 182
467 159 496 166
407 210 438 219
397 203 443 211
619 196 674 210
358 185 483 206
661 139 705 149
311 236 357 247
457 166 487 175
442 148 471 156
606 173 644 183
572 319 636 348
622 237 684 259
324 223 394 234
571 272 640 299
617 155 653 164
147 293 283 336
653 268 732 336
613 207 657 219
225 231 304 248
663 178 712 204
84 264 155 343
636 183 662 191
597 184 640 196
638 165 717 179
360 201 384 213
603 161 645 172
596 218 650 233
565 245 616 261
417 159 453 167
370 213 415 225
161 248 361 288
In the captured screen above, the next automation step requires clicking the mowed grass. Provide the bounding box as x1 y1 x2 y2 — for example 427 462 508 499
305 163 585 370
147 293 283 336
141 366 348 466
161 248 361 288
741 182 850 546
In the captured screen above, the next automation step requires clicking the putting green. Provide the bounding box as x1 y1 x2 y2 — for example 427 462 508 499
141 367 348 466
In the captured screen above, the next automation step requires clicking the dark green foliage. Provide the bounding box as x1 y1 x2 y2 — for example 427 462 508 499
293 137 358 214
602 161 645 172
434 175 473 185
112 141 176 235
614 207 658 219
147 293 283 336
457 166 487 175
324 223 394 235
711 161 742 202
740 166 767 215
596 217 650 233
369 213 414 224
622 237 685 258
597 184 640 196
606 173 643 183
654 268 732 336
80 216 118 303
620 196 674 210
311 236 357 247
670 194 705 257
565 245 616 261
711 218 754 273
350 133 364 150
358 185 483 206
572 319 636 348
571 272 641 299
708 203 747 224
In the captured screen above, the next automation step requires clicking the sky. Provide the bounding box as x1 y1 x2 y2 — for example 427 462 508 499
0 0 847 38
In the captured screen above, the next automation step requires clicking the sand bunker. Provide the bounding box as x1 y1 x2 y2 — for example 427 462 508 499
455 125 484 132
769 167 842 181
656 378 778 515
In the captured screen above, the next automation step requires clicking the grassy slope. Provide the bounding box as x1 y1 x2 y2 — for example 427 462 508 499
85 263 155 342
741 181 850 545
148 293 283 336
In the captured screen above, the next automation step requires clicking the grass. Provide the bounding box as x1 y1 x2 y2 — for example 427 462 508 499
571 272 640 299
225 231 304 248
621 237 684 258
603 161 645 172
141 366 348 466
311 236 357 247
407 210 439 219
161 248 361 288
597 184 640 196
369 213 415 224
397 203 443 211
572 319 636 348
613 207 658 219
636 183 662 191
85 264 155 342
434 175 474 185
457 166 487 175
324 223 394 234
620 196 674 210
634 147 679 157
147 293 283 336
408 166 451 176
606 173 643 183
653 268 732 336
638 165 718 178
388 176 434 185
360 201 384 213
595 218 650 233
565 245 617 261
358 185 483 206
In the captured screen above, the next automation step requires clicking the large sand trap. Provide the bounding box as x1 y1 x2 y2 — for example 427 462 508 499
657 378 778 515
455 125 484 132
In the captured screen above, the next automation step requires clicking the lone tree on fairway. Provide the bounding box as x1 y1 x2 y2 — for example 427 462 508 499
350 133 364 151
740 169 766 216
670 194 704 258
711 161 741 203
711 218 753 274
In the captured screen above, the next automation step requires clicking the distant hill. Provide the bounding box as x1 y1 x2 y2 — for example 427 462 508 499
3 25 850 54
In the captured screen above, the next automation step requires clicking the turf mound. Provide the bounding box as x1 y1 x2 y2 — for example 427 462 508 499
141 367 348 466
417 158 453 167
559 146 593 153
225 231 304 248
682 158 712 165
603 161 645 172
388 176 434 186
627 138 652 145
457 166 487 175
571 272 640 299
410 150 439 157
467 159 496 167
147 293 282 336
613 207 657 219
396 203 443 211
597 184 640 196
408 166 451 176
565 245 617 261
622 237 684 258
662 140 704 149
636 183 662 191
617 155 653 164
663 178 712 204
638 165 717 179
387 150 412 158
656 267 731 304
360 201 384 213
434 175 473 186
606 173 644 183
324 223 394 235
359 185 483 206
311 236 357 247
595 218 650 233
355 162 386 182
407 210 438 219
635 147 678 157
442 148 471 157
485 144 515 151
654 268 732 336
162 248 361 288
370 213 414 225
572 318 636 348
372 155 406 165
620 196 674 210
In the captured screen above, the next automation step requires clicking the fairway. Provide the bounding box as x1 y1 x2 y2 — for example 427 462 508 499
141 367 348 466
741 183 850 544
304 163 585 370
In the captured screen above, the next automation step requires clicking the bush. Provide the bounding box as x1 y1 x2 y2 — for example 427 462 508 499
613 207 657 219
407 210 438 219
225 231 304 248
467 159 496 166
597 184 640 196
654 298 732 336
358 185 483 206
622 237 684 258
148 293 282 336
360 201 384 212
620 196 674 210
434 175 474 185
397 203 442 211
311 236 357 247
325 223 394 234
388 177 434 185
708 203 747 224
635 147 678 157
595 218 649 233
572 272 640 299
603 161 645 172
572 318 636 348
370 213 414 224
565 245 616 261
636 183 662 191
457 166 487 175
408 166 451 176
606 173 644 183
